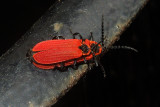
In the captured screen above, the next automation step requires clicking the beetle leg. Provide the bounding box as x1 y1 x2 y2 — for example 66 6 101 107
87 63 92 70
58 36 65 39
98 61 106 77
88 32 94 41
91 51 99 66
26 49 31 60
60 62 66 71
72 32 86 42
94 58 99 67
72 33 83 39
52 36 58 39
83 56 87 63
73 60 78 70
26 49 34 63
69 29 83 39
69 29 84 42
52 36 65 40
69 29 73 35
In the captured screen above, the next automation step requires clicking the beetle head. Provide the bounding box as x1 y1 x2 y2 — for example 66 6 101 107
90 41 102 56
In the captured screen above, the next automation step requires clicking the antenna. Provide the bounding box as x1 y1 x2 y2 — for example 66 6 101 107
110 46 138 52
101 15 104 47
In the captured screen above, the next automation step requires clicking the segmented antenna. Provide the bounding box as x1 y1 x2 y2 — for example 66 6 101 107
102 15 104 47
110 46 138 52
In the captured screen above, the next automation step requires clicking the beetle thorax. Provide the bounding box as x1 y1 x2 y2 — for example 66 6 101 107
79 44 89 54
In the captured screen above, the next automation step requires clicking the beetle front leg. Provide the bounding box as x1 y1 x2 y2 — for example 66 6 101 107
94 58 99 67
88 32 94 41
98 61 106 77
83 56 87 63
91 52 98 66
87 62 92 70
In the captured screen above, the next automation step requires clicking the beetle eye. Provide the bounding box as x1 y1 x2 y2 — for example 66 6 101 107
91 43 100 53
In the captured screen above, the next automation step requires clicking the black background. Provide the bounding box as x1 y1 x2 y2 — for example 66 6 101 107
1 0 160 107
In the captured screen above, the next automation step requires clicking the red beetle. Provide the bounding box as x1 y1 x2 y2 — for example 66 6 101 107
27 31 104 70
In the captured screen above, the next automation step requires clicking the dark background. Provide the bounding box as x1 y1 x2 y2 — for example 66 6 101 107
1 0 160 107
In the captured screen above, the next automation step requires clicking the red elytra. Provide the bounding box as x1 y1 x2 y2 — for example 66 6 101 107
30 38 102 69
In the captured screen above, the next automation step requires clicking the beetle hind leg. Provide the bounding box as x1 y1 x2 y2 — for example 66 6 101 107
26 49 34 63
59 62 66 71
52 36 65 40
72 60 78 70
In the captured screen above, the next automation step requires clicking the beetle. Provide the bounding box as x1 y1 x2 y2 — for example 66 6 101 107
27 33 104 70
27 16 106 71
27 35 103 70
